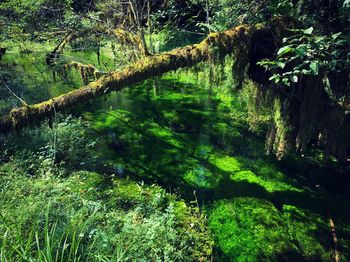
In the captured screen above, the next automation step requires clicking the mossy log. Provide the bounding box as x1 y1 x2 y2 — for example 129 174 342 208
0 25 253 133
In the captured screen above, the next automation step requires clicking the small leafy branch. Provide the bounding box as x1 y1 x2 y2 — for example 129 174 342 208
258 27 347 87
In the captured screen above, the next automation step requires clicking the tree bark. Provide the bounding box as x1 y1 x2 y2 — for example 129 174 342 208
0 25 253 133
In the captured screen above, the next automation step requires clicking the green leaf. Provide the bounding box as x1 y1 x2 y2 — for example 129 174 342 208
295 47 306 57
276 61 286 69
282 78 291 86
323 76 331 89
286 28 305 33
309 61 319 75
292 75 298 82
315 36 326 43
301 69 311 75
304 27 314 35
277 46 293 56
331 32 342 39
257 60 275 66
269 75 280 83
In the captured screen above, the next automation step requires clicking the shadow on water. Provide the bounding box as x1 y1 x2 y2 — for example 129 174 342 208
83 77 348 208
78 75 350 261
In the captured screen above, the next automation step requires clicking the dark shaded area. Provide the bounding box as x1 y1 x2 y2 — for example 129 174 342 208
275 249 310 261
71 0 96 13
0 47 6 61
248 28 276 84
161 0 207 29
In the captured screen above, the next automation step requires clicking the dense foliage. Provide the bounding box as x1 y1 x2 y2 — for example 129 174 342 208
1 0 350 261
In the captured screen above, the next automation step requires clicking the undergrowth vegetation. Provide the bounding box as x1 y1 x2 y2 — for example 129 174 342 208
0 113 213 261
0 168 213 261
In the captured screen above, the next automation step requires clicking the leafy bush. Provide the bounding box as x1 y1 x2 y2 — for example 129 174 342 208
209 0 271 31
258 27 347 87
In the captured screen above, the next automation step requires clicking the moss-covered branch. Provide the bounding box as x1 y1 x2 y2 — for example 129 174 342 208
0 25 253 133
45 27 106 65
46 31 75 65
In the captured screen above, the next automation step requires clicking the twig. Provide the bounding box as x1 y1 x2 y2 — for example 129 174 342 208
52 99 57 164
0 74 27 106
206 0 210 32
329 215 340 262
32 62 47 82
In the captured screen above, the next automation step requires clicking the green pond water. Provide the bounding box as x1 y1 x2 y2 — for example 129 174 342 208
1 50 350 261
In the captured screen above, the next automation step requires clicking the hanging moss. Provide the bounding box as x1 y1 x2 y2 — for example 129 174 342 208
231 33 251 89
112 27 148 59
240 80 272 131
270 98 293 159
240 18 350 162
63 61 105 85
243 72 350 162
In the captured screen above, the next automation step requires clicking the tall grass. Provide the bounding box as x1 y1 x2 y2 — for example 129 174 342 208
1 206 85 262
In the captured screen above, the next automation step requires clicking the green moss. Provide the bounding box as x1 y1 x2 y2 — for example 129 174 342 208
147 125 184 148
209 154 242 173
3 48 350 262
206 198 333 261
230 170 302 193
184 165 218 189
207 198 289 261
111 178 171 208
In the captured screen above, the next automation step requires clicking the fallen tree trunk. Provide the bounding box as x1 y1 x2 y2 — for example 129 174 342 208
0 25 253 133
